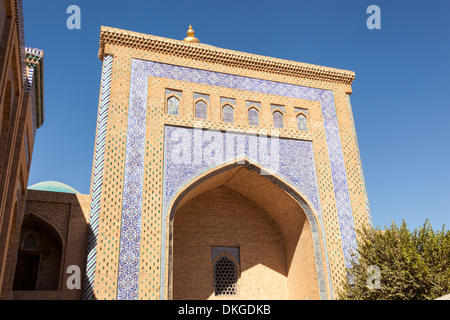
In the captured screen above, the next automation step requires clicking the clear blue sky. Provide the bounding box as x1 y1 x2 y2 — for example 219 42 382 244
23 0 450 231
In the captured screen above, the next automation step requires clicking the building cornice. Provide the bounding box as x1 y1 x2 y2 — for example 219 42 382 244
98 26 355 85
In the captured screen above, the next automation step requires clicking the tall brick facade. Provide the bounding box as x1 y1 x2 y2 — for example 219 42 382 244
0 20 372 300
82 25 372 300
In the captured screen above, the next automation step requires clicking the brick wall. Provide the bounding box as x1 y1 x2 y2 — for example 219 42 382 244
11 190 90 300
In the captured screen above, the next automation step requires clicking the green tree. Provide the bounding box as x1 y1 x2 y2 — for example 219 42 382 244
338 219 450 300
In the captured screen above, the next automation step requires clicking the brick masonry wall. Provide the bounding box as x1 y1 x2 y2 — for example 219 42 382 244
11 190 91 300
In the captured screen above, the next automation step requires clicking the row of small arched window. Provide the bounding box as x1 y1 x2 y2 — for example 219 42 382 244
166 96 308 131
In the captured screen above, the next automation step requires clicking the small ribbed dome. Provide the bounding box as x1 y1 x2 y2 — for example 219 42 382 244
28 181 80 194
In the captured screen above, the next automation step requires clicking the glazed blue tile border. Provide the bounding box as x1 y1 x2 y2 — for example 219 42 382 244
116 59 148 300
119 58 357 299
211 247 240 263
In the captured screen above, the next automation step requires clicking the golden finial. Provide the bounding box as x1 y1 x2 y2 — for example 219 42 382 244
183 25 200 43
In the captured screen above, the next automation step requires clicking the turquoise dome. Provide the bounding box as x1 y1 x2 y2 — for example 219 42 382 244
28 181 80 194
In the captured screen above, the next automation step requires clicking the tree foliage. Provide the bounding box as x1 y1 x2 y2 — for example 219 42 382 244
338 219 450 300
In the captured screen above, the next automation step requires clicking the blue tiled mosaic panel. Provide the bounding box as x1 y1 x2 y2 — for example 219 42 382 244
163 125 321 215
117 59 148 300
211 247 240 263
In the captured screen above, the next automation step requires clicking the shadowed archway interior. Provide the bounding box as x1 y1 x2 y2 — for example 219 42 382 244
169 163 320 300
13 213 63 291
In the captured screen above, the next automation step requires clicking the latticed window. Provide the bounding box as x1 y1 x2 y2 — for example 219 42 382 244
22 232 38 250
167 96 180 115
195 100 208 119
297 114 308 131
214 256 237 296
273 111 284 128
248 108 259 126
222 105 234 123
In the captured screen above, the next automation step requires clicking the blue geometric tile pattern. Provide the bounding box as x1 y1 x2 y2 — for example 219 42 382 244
211 247 240 263
119 58 357 299
116 59 148 300
163 125 321 215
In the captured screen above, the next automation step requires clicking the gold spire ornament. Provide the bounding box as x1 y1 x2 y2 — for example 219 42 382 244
183 25 200 43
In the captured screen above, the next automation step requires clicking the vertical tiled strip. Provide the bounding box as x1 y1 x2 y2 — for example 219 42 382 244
346 95 373 227
319 91 357 269
83 55 113 300
116 60 148 300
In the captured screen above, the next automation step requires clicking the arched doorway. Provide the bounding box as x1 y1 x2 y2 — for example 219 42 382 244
13 214 63 291
168 162 323 300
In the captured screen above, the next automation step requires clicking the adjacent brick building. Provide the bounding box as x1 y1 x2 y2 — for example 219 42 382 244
0 0 45 299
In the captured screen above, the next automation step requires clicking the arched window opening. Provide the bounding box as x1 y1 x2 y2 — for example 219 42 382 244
248 107 259 126
214 256 237 296
195 100 208 119
222 104 234 123
296 114 308 131
273 111 284 128
167 96 180 115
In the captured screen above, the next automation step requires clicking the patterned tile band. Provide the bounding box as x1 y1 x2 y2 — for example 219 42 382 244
116 59 148 300
211 247 240 262
123 58 357 299
83 55 113 300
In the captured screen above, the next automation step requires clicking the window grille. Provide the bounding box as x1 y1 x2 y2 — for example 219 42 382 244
195 100 207 119
248 108 259 126
167 96 180 115
23 233 38 250
222 105 234 123
297 114 308 131
214 256 237 296
273 111 284 128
